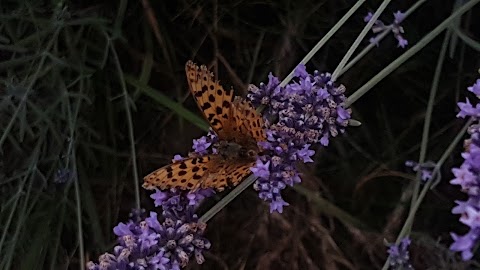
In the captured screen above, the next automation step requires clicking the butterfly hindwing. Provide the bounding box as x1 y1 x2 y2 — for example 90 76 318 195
143 156 211 190
201 159 255 190
232 97 266 144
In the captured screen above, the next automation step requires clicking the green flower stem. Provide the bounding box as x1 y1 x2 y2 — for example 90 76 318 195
410 28 451 218
199 174 257 223
346 0 480 107
338 0 428 77
381 119 472 269
382 119 473 270
279 0 366 88
110 43 141 210
331 0 392 81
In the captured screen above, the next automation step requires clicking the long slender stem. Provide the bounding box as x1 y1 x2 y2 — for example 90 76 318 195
346 0 480 107
338 0 428 77
110 42 141 210
381 118 471 270
410 29 451 215
64 77 86 270
331 0 392 81
199 174 257 223
279 0 366 88
430 118 474 188
72 148 84 270
2 141 41 269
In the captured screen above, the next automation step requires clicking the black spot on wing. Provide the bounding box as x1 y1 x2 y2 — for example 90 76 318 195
208 94 215 102
201 103 212 110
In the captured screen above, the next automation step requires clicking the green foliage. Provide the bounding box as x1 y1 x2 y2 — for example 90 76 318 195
0 2 113 269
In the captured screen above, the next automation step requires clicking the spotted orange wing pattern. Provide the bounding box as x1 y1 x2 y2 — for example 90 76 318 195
231 96 266 144
201 160 254 190
185 60 236 141
143 61 266 191
204 98 267 189
143 156 211 190
143 155 254 191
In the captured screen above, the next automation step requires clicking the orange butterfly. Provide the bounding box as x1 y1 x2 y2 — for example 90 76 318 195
143 61 266 191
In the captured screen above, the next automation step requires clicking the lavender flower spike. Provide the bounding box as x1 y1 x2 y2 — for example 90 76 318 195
450 77 480 261
87 211 211 270
405 160 436 182
248 64 351 212
365 10 408 49
386 237 414 270
89 168 215 268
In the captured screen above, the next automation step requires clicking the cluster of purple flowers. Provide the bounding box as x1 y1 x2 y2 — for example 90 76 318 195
405 160 436 182
191 130 218 156
449 78 480 261
151 188 215 219
386 238 414 270
87 188 214 269
364 11 408 48
248 65 351 213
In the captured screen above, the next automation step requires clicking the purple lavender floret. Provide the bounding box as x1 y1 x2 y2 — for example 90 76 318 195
87 211 210 270
364 12 374 23
468 79 480 96
249 64 351 213
457 98 480 118
247 72 287 120
450 78 480 261
150 188 214 221
89 179 214 268
387 237 414 270
192 136 211 155
192 130 218 155
365 10 408 48
405 160 436 182
450 229 480 261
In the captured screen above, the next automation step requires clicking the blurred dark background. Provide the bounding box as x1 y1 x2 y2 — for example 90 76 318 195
1 0 480 269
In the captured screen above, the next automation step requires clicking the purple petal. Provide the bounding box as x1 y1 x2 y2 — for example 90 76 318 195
393 11 406 24
364 12 373 23
269 199 289 213
113 222 133 236
251 159 271 179
467 79 480 96
294 64 308 78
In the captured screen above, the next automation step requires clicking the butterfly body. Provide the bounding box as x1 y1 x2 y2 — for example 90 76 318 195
215 140 258 161
143 61 266 191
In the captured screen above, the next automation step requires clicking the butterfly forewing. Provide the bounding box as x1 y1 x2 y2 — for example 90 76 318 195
185 61 236 141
